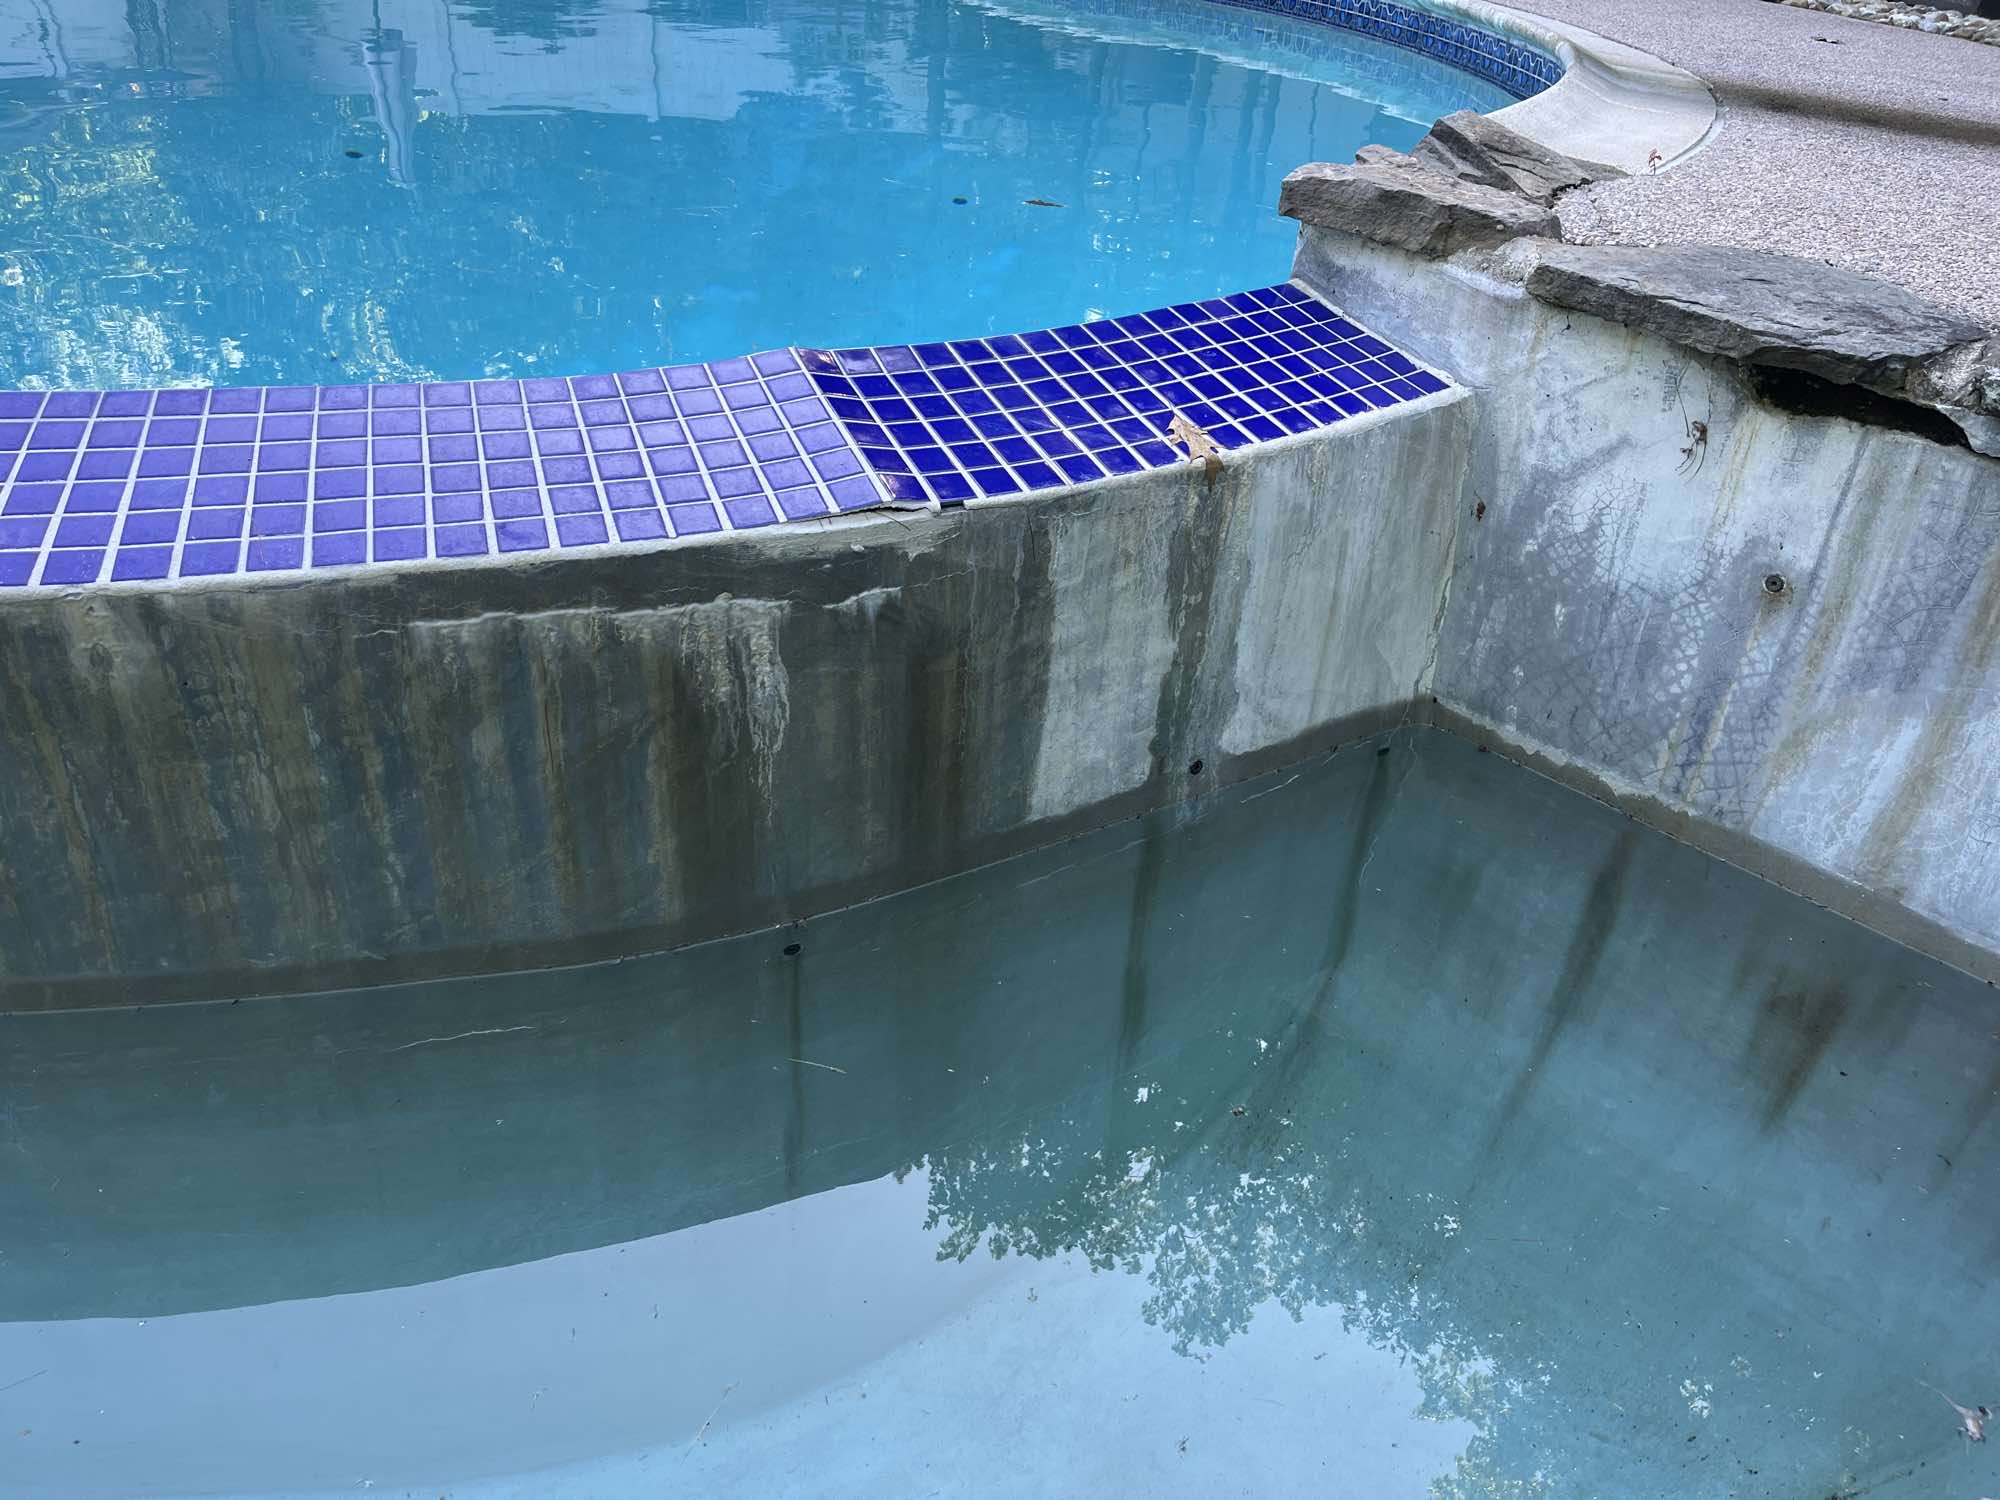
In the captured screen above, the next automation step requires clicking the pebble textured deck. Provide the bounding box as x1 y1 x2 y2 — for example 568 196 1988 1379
0 286 1452 590
803 283 1450 507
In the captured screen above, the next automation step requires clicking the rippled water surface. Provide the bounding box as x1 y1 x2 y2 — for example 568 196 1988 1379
3 731 1996 1498
0 0 1508 388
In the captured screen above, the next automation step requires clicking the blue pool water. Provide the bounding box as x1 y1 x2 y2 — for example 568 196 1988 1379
2 733 1996 1498
0 0 1510 390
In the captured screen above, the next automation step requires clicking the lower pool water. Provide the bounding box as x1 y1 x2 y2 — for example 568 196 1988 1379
2 731 1995 1498
0 0 1510 390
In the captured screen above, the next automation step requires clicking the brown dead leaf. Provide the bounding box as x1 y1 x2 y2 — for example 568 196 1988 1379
1166 411 1223 482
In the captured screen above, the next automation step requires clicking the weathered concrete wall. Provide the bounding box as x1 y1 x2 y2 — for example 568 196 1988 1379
0 401 1468 1009
1297 225 2000 979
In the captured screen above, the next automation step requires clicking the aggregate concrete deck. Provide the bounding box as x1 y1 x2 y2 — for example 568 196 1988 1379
1510 0 2000 331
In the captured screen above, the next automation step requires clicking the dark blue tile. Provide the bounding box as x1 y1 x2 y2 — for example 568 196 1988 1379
112 547 173 582
180 540 242 576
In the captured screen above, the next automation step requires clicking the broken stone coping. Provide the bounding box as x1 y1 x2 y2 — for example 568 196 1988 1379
1437 0 1717 171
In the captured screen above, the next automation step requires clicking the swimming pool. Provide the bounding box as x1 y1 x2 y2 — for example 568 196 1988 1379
4 735 1992 1497
0 0 1521 390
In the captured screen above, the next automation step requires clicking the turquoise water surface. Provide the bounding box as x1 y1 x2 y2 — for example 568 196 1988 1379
0 0 1510 388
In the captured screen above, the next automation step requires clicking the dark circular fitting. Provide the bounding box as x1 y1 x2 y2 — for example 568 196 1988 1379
1763 573 1787 596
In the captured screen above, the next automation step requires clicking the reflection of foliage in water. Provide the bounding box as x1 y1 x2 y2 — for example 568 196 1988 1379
906 1111 1563 1499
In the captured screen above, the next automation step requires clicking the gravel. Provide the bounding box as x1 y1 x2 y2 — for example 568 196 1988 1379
1507 0 2000 332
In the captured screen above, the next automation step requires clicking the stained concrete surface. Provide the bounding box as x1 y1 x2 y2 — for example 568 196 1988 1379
1297 225 2000 979
1506 0 2000 330
0 397 1468 1009
2 733 1993 1497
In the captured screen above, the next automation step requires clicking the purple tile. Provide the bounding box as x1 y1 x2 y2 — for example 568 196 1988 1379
258 442 310 471
586 426 636 453
312 532 367 567
424 382 472 408
748 432 797 461
523 377 569 403
154 390 207 416
431 462 481 494
28 421 86 450
486 460 536 489
776 487 830 521
186 508 245 541
248 537 306 571
658 473 709 504
648 447 697 476
761 458 812 489
0 553 32 586
45 392 100 419
482 431 531 459
317 411 367 439
435 523 488 557
373 527 427 562
41 550 105 585
550 485 602 515
204 417 257 445
477 404 525 432
753 350 799 376
664 366 712 391
112 547 173 582
429 435 477 463
208 388 259 415
266 386 315 413
250 505 306 537
373 496 424 528
254 472 309 503
580 399 626 427
106 391 162 417
66 482 127 512
617 369 666 396
378 408 428 435
374 465 424 497
721 382 770 411
529 403 578 431
595 452 643 480
613 509 667 541
258 414 311 441
316 472 368 502
628 394 674 421
666 502 720 536
372 384 420 409
0 393 47 420
180 540 242 575
710 466 764 499
496 518 549 552
76 450 134 480
316 439 367 468
0 422 27 452
432 492 483 524
542 457 592 485
197 445 253 475
193 475 249 504
130 478 189 509
373 436 422 465
0 516 50 548
475 380 522 404
555 514 609 546
313 500 366 534
86 420 143 448
604 479 660 510
489 489 542 520
674 388 722 417
698 439 746 469
320 386 368 410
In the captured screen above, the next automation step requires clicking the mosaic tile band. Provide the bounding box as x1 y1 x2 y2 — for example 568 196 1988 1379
0 285 1455 589
1216 0 1562 99
803 284 1450 508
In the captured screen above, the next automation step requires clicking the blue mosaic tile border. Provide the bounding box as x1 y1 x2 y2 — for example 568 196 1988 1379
0 288 1453 590
800 283 1451 508
1230 0 1566 99
0 352 884 588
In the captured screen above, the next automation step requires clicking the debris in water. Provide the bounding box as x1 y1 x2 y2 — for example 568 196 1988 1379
1023 197 1063 208
1230 1105 1246 1117
344 148 364 159
952 196 968 204
1924 1383 1990 1442
1167 411 1223 482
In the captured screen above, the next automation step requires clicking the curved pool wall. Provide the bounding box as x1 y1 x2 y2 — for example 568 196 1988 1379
12 0 1985 1006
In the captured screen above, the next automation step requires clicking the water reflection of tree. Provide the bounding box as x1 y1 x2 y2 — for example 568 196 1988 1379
906 1111 1567 1498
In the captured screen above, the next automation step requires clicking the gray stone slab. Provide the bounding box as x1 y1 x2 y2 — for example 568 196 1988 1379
1411 108 1614 204
1525 242 1990 394
1279 161 1559 258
